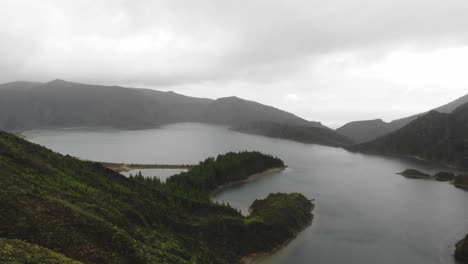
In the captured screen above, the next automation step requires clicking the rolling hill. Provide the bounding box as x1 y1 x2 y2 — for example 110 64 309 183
0 79 344 146
233 121 351 147
349 103 468 168
337 93 468 143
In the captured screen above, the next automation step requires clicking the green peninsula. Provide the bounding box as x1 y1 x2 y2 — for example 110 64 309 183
0 130 313 263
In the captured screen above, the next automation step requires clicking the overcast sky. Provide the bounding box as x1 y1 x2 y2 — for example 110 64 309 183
2 0 468 127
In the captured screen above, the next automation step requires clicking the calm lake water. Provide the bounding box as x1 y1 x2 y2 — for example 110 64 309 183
24 123 468 264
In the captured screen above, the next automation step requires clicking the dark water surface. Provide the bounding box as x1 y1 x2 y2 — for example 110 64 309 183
24 123 468 264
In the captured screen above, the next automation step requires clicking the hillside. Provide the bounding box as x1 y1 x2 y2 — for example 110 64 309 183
0 238 81 264
336 119 393 144
337 93 468 143
0 80 319 131
201 96 325 128
0 79 212 130
233 121 351 147
0 80 346 147
349 104 468 168
0 130 313 263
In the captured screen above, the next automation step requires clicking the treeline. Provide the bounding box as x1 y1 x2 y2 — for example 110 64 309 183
162 151 283 199
0 129 311 264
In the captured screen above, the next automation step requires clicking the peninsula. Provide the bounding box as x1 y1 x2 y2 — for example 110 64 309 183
0 130 313 263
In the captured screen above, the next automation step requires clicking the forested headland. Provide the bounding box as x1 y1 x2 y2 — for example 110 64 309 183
0 130 313 263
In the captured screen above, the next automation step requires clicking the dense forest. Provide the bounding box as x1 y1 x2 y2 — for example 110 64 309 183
164 151 284 199
0 130 313 263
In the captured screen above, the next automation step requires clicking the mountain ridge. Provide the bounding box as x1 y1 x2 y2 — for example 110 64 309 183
349 103 468 168
0 79 342 146
337 93 468 143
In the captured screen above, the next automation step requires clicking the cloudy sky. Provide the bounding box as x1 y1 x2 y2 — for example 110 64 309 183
1 0 468 127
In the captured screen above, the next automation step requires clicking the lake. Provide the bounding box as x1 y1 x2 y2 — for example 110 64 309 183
24 123 468 264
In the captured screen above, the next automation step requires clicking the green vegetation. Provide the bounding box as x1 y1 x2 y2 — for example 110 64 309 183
351 103 468 169
337 92 468 144
456 235 468 263
0 238 81 264
248 193 313 242
0 130 312 263
454 174 468 190
397 169 430 179
164 151 284 199
433 171 455 181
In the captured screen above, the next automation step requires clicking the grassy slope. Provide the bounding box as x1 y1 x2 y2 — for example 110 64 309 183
0 238 82 264
0 130 313 263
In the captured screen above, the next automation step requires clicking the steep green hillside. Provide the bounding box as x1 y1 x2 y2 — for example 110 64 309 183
337 92 468 143
0 238 81 264
350 106 468 168
0 130 313 263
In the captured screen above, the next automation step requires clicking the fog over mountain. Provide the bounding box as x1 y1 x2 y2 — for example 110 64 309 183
2 1 468 126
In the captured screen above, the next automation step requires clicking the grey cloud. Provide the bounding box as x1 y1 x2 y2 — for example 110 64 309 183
2 0 468 85
1 0 468 127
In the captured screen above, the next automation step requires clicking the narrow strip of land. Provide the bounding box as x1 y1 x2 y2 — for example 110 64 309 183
99 162 194 172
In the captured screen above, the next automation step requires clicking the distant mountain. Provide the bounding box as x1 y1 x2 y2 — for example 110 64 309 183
0 81 42 90
336 119 393 144
201 96 326 128
350 103 468 168
0 79 342 145
233 121 351 147
0 79 212 130
337 93 468 143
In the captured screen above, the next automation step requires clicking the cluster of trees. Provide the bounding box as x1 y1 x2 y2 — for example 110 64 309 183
164 151 284 199
0 130 313 264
